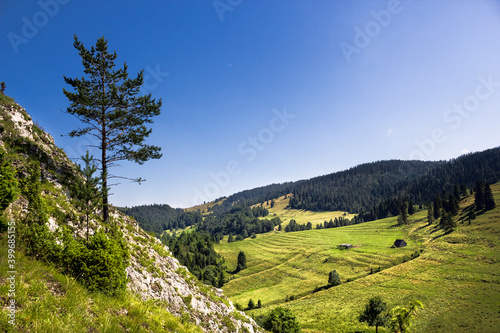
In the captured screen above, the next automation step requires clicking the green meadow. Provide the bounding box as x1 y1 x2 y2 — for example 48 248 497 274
216 184 500 332
256 194 356 229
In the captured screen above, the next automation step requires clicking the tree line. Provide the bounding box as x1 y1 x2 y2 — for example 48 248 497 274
197 205 282 239
119 204 203 235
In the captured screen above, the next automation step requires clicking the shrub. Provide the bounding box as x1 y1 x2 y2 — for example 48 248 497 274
81 230 130 295
263 307 301 333
328 270 341 286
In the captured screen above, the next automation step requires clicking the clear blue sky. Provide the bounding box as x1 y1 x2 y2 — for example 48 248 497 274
1 0 500 208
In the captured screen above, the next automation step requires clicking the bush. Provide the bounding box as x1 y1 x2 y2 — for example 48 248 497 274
0 152 18 232
328 270 341 286
263 307 301 333
81 230 130 295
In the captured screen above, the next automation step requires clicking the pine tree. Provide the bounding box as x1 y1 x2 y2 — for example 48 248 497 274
75 151 101 241
237 251 247 271
408 200 415 215
63 35 162 222
474 181 485 211
439 212 456 231
426 203 434 225
248 299 255 310
449 194 460 216
397 202 408 225
433 195 442 220
257 299 262 308
484 183 496 211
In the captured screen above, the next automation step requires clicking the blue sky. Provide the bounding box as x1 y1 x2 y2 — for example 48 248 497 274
1 0 500 208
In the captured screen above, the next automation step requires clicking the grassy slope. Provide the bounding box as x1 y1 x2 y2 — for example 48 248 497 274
216 184 500 332
256 194 356 229
185 198 226 214
0 236 202 333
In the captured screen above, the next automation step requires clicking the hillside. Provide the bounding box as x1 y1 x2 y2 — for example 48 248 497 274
215 183 500 332
0 96 263 332
188 149 500 218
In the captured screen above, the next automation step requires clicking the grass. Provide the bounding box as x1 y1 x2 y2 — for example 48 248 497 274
0 236 202 333
184 197 226 214
215 184 500 332
256 194 356 229
0 93 16 107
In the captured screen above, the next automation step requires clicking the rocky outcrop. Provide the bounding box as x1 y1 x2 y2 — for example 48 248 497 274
0 101 263 332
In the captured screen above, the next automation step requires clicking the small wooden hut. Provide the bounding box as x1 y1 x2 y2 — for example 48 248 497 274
392 239 407 248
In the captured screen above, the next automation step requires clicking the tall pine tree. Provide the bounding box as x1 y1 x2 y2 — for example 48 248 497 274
63 35 162 222
484 183 496 211
474 181 485 211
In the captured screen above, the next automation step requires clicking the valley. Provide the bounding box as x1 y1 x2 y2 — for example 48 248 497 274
215 184 500 332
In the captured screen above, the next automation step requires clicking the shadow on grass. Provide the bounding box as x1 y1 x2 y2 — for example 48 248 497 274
431 228 454 240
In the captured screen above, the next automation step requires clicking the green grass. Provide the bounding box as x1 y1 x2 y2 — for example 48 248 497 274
257 194 356 229
0 93 16 107
0 236 202 333
216 184 500 332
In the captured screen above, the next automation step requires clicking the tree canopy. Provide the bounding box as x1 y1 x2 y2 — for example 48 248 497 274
63 35 162 222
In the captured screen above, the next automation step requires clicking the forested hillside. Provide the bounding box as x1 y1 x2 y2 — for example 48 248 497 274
288 160 441 212
201 148 500 217
119 204 202 235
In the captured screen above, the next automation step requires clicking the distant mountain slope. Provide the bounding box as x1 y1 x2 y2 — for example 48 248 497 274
288 160 442 212
119 204 202 235
400 147 500 203
205 147 500 216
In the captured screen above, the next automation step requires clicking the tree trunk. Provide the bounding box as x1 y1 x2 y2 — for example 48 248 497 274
102 114 109 223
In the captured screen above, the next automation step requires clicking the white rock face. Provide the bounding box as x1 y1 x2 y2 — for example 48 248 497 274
121 216 263 332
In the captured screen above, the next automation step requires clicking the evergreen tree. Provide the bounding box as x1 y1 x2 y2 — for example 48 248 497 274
474 181 485 211
328 270 341 286
408 200 415 215
439 212 456 231
22 162 48 226
359 296 389 333
75 151 101 241
237 251 247 271
426 203 434 225
484 183 496 211
433 195 442 220
0 82 5 94
248 299 255 310
228 234 234 243
257 299 262 308
397 202 408 225
63 35 162 222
